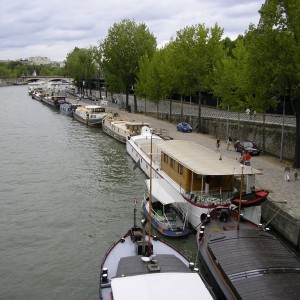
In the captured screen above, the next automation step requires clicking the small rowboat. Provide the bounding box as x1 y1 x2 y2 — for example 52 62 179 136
230 189 269 207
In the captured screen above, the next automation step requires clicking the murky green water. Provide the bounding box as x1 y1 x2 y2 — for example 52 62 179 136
0 86 197 300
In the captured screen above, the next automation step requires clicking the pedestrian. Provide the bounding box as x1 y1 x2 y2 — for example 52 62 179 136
216 137 220 151
226 136 232 150
284 163 291 182
244 151 251 166
294 169 298 181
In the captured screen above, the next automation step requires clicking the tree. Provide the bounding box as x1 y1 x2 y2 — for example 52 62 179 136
251 0 300 166
65 47 97 94
171 23 225 132
101 19 156 112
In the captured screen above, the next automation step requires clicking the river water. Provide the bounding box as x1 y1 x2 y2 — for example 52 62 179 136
0 86 196 300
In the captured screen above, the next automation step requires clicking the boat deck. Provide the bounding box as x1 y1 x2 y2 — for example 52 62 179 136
116 254 191 277
199 210 300 300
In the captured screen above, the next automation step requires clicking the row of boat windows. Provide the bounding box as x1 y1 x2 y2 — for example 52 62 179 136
163 153 183 175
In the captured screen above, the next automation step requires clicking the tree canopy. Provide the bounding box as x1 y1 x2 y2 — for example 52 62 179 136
100 19 157 111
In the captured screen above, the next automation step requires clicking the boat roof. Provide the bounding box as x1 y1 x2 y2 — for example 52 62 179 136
146 179 186 205
112 255 213 300
206 229 300 299
111 272 212 300
125 121 150 126
85 105 103 109
157 140 261 176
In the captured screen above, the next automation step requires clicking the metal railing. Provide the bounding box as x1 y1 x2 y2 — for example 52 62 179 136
108 94 296 127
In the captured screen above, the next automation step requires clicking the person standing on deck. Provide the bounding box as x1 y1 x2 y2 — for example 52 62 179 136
244 151 251 166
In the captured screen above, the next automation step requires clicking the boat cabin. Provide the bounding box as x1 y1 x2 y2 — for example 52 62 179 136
157 140 261 198
126 121 150 136
85 105 106 113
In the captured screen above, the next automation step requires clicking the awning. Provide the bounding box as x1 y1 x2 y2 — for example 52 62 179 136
145 178 186 205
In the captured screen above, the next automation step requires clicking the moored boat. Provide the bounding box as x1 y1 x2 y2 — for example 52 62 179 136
27 81 46 95
102 113 149 144
60 102 81 117
142 178 190 237
31 90 43 101
41 95 66 109
73 105 107 127
230 189 269 207
196 206 300 300
99 205 214 300
127 128 263 229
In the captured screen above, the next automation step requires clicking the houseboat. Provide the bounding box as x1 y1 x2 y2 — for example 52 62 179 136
60 103 81 117
41 95 66 109
102 113 149 144
196 206 300 300
99 205 214 300
127 127 263 229
27 81 46 95
73 105 107 127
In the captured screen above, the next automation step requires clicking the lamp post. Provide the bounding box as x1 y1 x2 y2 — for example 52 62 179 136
189 93 192 124
280 96 285 162
226 105 230 138
237 163 244 230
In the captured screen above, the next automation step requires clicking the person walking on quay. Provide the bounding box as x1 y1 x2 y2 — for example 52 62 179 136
284 163 291 182
294 169 298 181
226 136 232 150
216 137 220 151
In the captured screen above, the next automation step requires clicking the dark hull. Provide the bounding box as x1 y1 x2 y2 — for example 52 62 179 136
197 208 300 300
41 97 63 109
230 189 269 207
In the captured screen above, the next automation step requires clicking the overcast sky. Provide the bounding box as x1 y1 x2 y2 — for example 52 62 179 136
0 0 265 62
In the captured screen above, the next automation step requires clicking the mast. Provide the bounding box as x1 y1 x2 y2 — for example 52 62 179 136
237 163 244 230
147 134 153 254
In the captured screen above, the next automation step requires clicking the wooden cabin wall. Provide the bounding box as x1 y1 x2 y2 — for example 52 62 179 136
161 152 235 193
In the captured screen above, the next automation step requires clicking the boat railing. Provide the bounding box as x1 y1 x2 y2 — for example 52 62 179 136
191 189 234 205
151 208 177 230
174 204 189 227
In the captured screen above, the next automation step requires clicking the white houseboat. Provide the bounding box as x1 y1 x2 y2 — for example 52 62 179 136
73 105 107 127
102 113 149 144
127 127 262 229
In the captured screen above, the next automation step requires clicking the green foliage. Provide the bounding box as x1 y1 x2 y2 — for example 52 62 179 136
65 46 97 90
0 61 63 78
101 19 157 98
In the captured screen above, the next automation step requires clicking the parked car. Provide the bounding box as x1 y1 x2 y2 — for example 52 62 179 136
176 122 192 133
234 140 262 155
88 95 98 101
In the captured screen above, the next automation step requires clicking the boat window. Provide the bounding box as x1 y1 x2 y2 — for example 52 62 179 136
170 158 175 169
178 164 183 175
163 153 168 164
